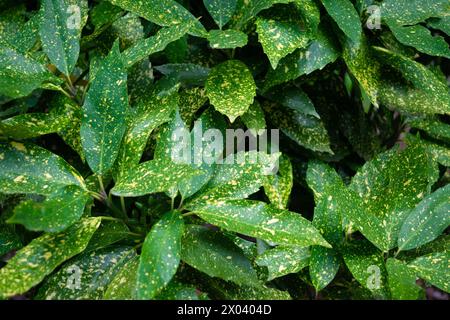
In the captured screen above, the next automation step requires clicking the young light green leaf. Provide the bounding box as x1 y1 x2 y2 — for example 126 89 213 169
8 185 90 233
320 0 361 43
207 29 248 49
36 246 136 299
137 210 184 299
0 142 85 196
39 0 88 75
181 225 260 287
398 184 450 252
255 246 310 280
205 60 256 123
187 199 331 248
203 0 237 29
386 258 422 300
0 217 101 299
408 251 450 293
81 42 128 175
107 0 206 37
256 17 310 69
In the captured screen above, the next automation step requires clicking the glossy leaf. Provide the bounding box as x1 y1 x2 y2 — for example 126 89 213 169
256 17 310 69
409 252 450 293
8 185 90 233
320 0 361 43
137 210 184 299
398 184 450 252
203 0 237 29
255 246 310 280
207 29 248 49
39 0 87 75
205 60 256 123
0 44 60 99
81 42 128 175
181 225 260 286
0 217 101 298
386 258 421 300
111 158 202 197
107 0 206 37
122 22 195 68
0 142 85 196
36 246 136 299
187 199 331 248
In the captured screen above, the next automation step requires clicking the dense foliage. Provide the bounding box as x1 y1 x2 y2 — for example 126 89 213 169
0 0 449 300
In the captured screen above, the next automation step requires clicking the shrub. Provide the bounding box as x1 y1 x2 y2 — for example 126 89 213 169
0 0 449 300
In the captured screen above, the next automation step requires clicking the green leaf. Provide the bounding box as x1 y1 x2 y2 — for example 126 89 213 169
265 86 320 118
39 0 87 75
0 44 60 99
85 219 131 253
122 22 195 68
263 26 339 91
263 154 292 209
230 0 292 30
0 142 85 196
111 158 202 197
408 117 450 142
306 162 343 290
207 29 248 49
203 0 237 29
107 0 206 37
187 199 331 248
320 0 361 43
408 251 450 293
0 224 22 256
262 101 332 153
137 210 184 299
0 101 76 139
155 64 211 87
181 225 260 286
81 42 128 175
0 217 101 298
255 245 310 280
350 142 438 220
387 23 450 58
398 184 450 252
188 151 279 204
373 47 450 115
381 0 449 26
256 17 310 69
205 278 291 299
36 246 136 299
114 79 178 179
205 60 256 123
428 16 450 36
8 185 90 233
386 258 422 300
342 240 389 299
240 100 266 136
104 255 139 299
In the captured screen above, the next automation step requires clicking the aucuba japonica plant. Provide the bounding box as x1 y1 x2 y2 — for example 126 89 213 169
0 0 449 300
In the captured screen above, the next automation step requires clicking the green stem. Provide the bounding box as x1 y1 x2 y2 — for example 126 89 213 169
120 196 127 216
